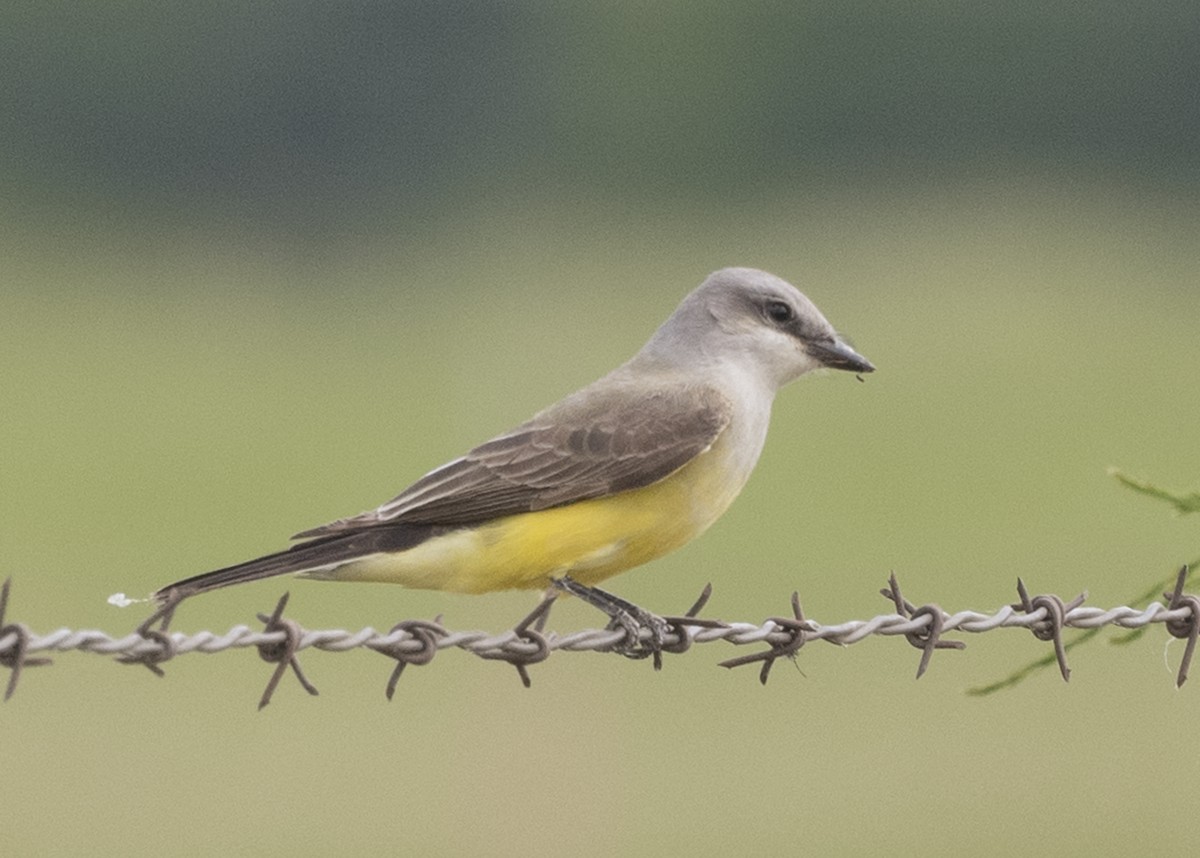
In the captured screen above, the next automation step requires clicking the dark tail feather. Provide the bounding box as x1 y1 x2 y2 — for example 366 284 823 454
152 523 441 606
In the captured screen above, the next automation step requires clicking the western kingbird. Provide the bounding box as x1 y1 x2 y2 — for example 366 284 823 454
151 267 873 618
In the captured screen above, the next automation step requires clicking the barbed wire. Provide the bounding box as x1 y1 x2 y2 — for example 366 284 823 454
1 568 1196 708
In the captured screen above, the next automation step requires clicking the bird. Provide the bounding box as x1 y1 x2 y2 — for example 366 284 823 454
148 267 873 638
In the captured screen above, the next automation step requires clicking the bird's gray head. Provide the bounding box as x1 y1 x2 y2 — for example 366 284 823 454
638 267 874 389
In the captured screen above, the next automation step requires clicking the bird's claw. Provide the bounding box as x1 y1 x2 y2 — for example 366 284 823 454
551 576 674 664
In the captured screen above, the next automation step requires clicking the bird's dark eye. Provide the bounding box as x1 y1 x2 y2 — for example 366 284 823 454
764 300 794 324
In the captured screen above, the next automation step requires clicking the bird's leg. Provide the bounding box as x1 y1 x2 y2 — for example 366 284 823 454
551 576 669 660
136 591 182 637
532 585 561 632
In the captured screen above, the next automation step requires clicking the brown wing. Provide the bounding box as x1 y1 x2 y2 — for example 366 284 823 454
294 383 732 537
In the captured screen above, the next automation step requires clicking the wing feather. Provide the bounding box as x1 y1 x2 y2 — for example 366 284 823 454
294 384 732 538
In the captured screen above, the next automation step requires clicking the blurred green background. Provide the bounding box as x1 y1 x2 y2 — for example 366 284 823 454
3 3 1198 856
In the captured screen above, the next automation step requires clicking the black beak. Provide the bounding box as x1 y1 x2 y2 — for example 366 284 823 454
806 336 875 374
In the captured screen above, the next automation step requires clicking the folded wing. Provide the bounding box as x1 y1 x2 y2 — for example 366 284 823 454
296 383 732 535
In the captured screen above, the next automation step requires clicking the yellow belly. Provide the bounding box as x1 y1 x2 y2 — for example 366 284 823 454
316 439 749 593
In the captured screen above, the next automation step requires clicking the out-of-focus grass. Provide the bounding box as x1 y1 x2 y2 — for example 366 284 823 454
1109 470 1200 516
2 179 1198 856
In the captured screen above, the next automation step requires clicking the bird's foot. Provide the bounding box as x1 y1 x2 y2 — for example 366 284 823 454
551 576 672 662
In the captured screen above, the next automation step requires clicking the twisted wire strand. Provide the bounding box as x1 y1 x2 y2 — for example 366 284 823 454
1 569 1195 704
1 598 1191 662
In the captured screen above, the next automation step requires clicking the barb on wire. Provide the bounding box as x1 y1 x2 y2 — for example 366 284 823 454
371 616 446 701
0 577 52 700
1 569 1197 706
658 583 717 656
718 591 811 684
1012 579 1087 682
474 594 554 689
255 592 319 709
879 572 966 678
1161 565 1199 687
968 560 1198 695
